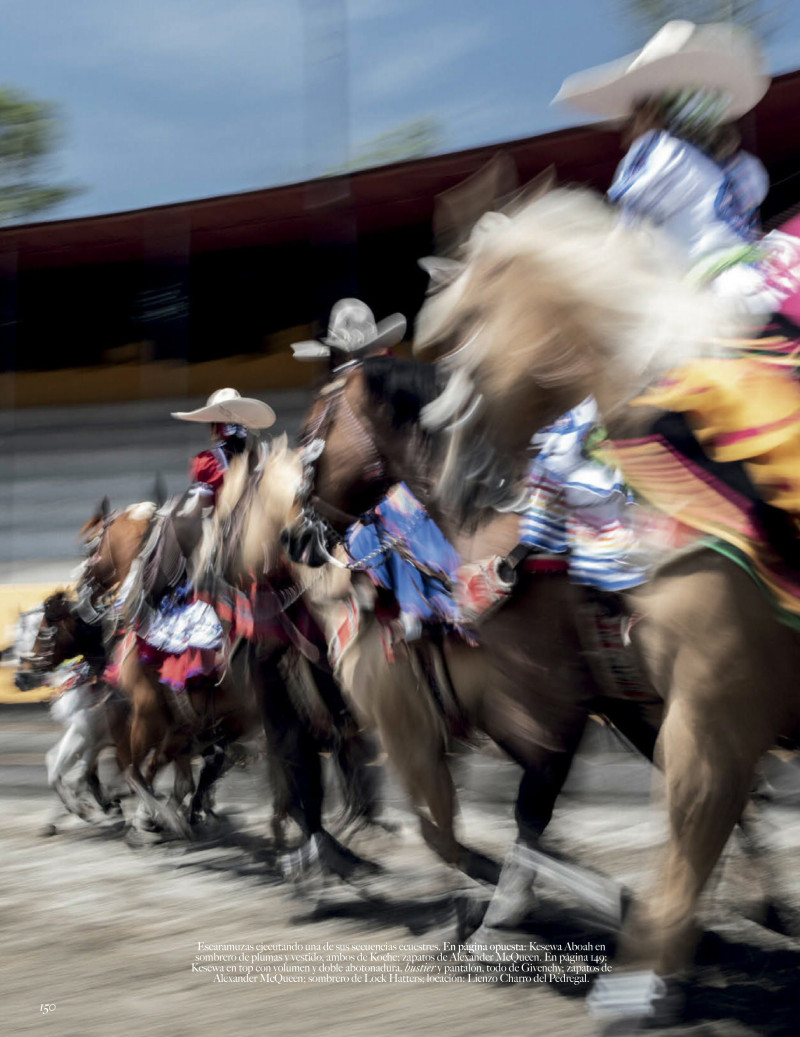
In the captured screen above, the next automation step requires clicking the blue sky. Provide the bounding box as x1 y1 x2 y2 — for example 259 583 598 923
3 0 800 220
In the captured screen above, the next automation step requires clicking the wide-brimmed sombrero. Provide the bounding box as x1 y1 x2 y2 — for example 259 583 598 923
171 388 276 428
553 21 770 122
291 298 407 362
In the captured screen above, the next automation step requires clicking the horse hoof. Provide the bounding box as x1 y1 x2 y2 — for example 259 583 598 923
279 835 323 883
587 971 684 1030
453 895 490 944
38 823 58 838
125 824 161 847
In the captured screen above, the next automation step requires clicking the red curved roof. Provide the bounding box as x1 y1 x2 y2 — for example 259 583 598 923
2 69 799 270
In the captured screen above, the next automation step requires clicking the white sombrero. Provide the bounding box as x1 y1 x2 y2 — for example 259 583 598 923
171 388 276 428
291 298 407 362
553 21 770 121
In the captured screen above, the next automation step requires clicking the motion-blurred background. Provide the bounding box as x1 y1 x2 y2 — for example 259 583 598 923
1 0 800 690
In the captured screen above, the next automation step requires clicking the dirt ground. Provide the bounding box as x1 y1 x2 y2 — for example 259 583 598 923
4 717 800 1037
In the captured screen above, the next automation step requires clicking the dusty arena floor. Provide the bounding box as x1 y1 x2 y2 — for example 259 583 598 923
4 708 800 1037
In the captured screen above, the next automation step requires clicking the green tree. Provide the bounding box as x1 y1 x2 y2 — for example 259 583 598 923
331 116 442 174
0 85 79 224
618 1 780 42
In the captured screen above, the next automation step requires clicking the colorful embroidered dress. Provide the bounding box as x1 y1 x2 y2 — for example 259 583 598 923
609 129 800 313
521 399 648 592
346 482 462 631
525 132 800 606
604 131 800 621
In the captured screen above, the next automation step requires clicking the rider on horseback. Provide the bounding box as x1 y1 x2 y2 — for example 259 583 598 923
556 20 788 312
123 389 277 690
172 387 277 505
546 20 800 599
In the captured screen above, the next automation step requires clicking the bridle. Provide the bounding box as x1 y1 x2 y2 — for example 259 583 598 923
296 368 392 557
19 601 72 676
75 509 122 624
293 364 457 581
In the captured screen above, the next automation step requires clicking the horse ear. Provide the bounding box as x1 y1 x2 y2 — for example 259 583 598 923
152 474 168 509
507 165 557 214
432 152 518 255
100 496 110 519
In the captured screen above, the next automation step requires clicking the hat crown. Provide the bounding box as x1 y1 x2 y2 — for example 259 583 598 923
206 387 241 407
630 20 763 74
326 299 378 349
630 20 695 68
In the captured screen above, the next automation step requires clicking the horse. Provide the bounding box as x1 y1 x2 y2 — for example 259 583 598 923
412 183 800 1018
13 590 131 833
227 360 668 923
193 436 384 878
76 498 158 622
75 449 381 858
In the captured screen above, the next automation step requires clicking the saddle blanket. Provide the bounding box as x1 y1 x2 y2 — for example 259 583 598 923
346 482 462 627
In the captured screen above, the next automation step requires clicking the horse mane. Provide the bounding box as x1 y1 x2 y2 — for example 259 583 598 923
361 356 442 430
417 185 744 412
126 501 157 522
199 435 305 580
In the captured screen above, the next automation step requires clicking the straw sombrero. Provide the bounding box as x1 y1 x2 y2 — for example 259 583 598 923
171 388 276 428
553 21 770 121
291 299 407 362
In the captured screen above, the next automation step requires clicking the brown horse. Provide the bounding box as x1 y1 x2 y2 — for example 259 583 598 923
242 365 666 919
413 183 800 1017
76 484 379 858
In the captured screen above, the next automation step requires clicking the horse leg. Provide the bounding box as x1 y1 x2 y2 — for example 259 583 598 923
256 649 331 878
257 649 323 839
40 725 86 835
168 751 195 813
73 702 119 816
590 695 761 1027
189 743 232 825
149 728 196 832
380 712 458 862
469 691 631 945
127 673 190 838
467 737 591 942
360 642 480 873
736 798 800 936
258 649 378 882
46 723 96 822
309 664 382 830
636 698 758 974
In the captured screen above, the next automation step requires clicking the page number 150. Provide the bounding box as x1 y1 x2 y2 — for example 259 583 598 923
40 1004 56 1014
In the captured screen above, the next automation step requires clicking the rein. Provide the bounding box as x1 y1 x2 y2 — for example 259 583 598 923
299 374 389 536
75 510 122 624
298 390 448 578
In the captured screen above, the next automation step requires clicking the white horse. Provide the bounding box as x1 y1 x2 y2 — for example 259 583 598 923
9 600 128 835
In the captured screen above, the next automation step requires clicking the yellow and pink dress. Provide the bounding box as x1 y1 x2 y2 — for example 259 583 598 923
605 129 800 620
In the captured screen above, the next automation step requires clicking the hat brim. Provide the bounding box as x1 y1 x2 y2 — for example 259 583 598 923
291 342 332 361
292 312 407 361
322 312 407 353
171 397 276 428
554 49 770 121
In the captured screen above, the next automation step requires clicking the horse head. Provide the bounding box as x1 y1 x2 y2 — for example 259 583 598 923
78 502 156 619
14 591 81 691
283 356 447 567
414 184 738 522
